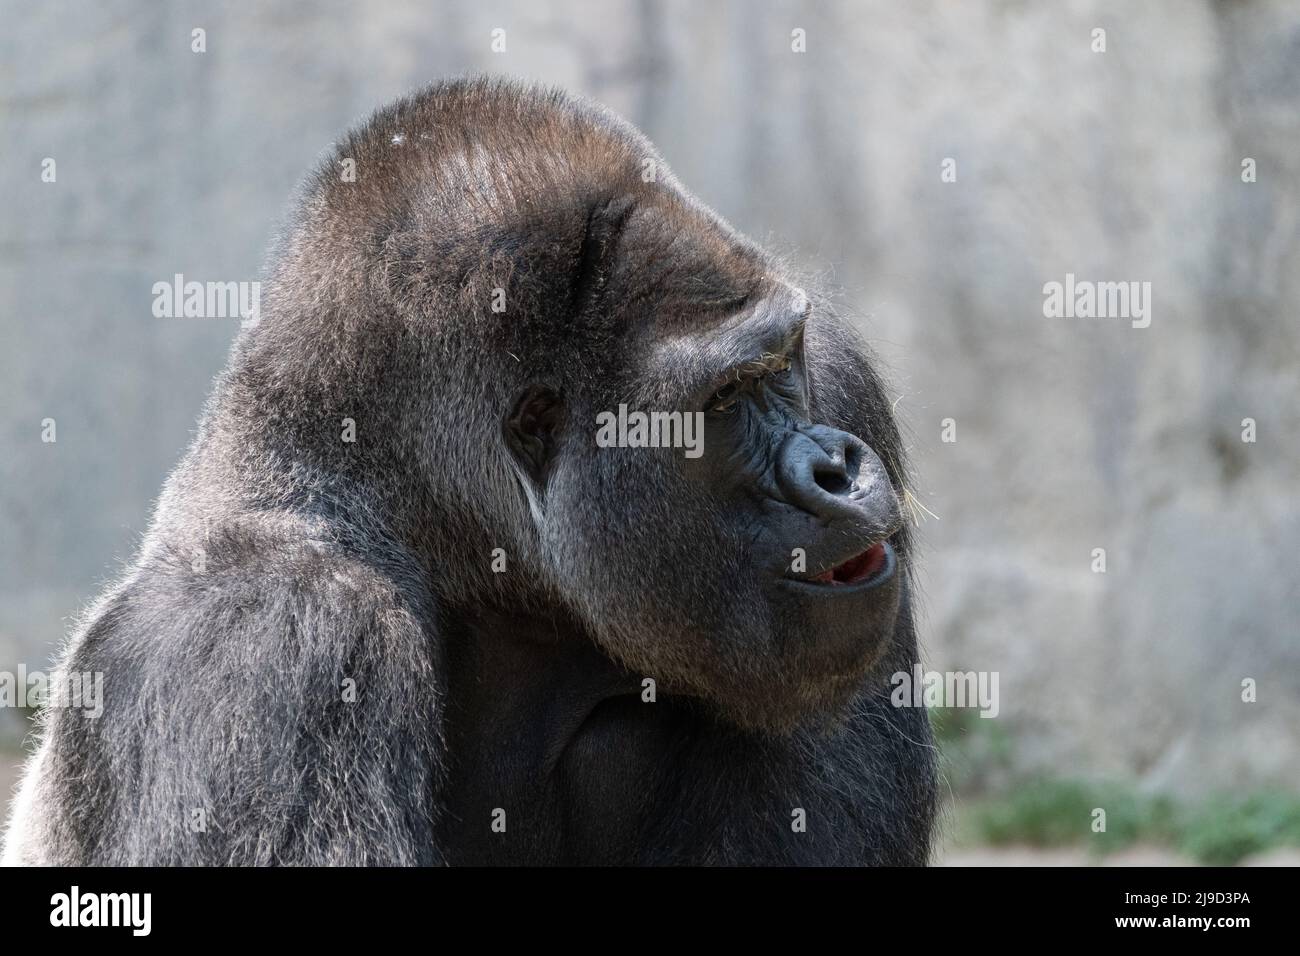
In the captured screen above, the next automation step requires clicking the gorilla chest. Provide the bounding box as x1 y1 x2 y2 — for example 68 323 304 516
438 619 682 865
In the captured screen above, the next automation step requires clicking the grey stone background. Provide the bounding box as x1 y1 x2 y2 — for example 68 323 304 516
2 0 1297 809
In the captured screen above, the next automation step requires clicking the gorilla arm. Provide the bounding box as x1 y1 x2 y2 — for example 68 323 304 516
2 522 446 866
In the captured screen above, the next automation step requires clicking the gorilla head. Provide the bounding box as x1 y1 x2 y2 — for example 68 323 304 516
250 80 912 733
4 79 934 867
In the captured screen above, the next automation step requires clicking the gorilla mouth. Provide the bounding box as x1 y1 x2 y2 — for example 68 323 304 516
807 541 894 588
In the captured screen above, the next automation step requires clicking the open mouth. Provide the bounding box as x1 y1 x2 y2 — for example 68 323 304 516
806 541 894 587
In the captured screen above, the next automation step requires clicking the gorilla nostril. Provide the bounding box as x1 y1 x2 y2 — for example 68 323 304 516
844 442 863 478
813 460 853 495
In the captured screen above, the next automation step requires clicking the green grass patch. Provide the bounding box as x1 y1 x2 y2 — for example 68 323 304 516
958 778 1300 865
1177 792 1300 865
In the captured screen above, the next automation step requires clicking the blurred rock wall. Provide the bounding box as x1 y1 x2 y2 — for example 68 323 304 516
2 0 1297 793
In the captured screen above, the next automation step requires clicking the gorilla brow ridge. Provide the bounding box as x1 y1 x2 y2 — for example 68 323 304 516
570 196 636 316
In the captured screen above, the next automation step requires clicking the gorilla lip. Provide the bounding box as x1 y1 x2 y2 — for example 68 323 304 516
805 541 895 588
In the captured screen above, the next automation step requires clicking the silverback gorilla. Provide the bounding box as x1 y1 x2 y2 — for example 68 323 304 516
3 79 936 866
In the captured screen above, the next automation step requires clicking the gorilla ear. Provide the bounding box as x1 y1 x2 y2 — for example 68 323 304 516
504 385 565 486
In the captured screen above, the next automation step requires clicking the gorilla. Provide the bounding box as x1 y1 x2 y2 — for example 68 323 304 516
2 79 936 866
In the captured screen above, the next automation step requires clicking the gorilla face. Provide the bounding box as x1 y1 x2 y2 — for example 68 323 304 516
290 82 912 734
503 192 907 733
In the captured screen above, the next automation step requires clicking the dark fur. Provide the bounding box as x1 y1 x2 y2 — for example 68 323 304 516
3 79 936 866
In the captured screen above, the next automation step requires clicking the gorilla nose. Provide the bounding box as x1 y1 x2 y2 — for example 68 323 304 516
777 426 900 534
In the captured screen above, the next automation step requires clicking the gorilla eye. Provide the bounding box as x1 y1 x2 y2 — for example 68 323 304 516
709 382 742 413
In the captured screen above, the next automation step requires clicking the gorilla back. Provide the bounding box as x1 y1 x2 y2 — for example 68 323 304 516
2 79 937 866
